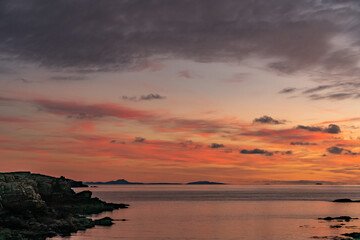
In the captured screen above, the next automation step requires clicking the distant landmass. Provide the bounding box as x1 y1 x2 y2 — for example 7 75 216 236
186 181 225 185
85 179 144 185
263 180 341 185
85 179 225 185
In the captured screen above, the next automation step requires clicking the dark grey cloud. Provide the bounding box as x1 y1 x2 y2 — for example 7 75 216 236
282 150 292 155
209 143 224 149
122 94 166 102
240 148 273 156
110 139 126 144
253 115 286 125
284 82 360 101
134 137 146 143
290 141 317 146
309 93 355 101
296 124 341 134
327 146 358 155
140 94 166 101
325 124 341 134
296 125 323 132
279 88 297 94
0 0 354 73
302 85 334 94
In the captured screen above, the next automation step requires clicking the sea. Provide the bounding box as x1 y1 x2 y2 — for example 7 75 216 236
52 185 360 240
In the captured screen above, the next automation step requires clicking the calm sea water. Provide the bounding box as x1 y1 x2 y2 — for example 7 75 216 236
53 185 360 240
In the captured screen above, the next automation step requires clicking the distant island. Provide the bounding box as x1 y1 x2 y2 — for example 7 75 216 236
186 181 225 185
85 179 225 185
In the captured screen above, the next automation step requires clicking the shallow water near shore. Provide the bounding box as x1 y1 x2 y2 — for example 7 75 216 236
53 185 360 240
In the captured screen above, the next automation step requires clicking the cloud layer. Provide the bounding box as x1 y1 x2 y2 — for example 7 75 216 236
0 0 356 73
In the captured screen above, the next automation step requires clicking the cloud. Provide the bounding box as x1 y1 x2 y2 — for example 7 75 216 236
253 115 286 125
240 148 273 156
325 124 341 134
134 137 146 143
3 1 360 101
309 93 355 101
296 125 323 132
282 150 292 155
296 124 341 134
279 88 297 94
122 94 166 102
50 75 87 81
140 94 166 101
178 71 193 79
0 0 350 73
290 141 317 146
179 140 202 149
34 99 153 120
209 143 224 149
295 82 360 101
327 146 358 155
302 85 334 94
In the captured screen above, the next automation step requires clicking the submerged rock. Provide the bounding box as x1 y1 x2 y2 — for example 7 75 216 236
0 172 129 240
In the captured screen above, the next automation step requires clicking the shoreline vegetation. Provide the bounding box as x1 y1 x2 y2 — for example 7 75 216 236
0 172 128 240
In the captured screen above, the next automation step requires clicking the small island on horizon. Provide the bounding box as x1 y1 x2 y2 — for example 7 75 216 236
85 179 226 185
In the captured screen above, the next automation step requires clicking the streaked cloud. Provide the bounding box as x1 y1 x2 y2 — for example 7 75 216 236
122 94 166 102
296 124 341 134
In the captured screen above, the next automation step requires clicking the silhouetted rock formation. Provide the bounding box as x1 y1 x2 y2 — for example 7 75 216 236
333 198 360 202
0 172 128 239
318 216 358 222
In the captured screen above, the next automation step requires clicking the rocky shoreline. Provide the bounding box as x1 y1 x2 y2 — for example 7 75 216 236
0 172 129 240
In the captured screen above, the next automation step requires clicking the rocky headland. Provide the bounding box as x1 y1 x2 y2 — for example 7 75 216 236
0 172 129 240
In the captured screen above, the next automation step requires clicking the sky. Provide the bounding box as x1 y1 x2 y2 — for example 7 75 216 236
1 0 360 184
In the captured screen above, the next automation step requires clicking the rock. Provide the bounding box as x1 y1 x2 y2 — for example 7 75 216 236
94 217 114 226
342 232 360 239
0 172 129 239
318 216 358 222
333 198 360 202
76 190 92 200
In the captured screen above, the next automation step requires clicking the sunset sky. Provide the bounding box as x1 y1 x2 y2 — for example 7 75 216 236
1 0 360 184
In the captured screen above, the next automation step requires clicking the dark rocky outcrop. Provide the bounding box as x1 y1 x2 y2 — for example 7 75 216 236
342 232 360 239
333 198 360 202
0 172 129 240
318 216 358 222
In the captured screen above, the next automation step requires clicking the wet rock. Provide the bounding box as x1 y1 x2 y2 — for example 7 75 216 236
94 217 114 226
342 232 360 239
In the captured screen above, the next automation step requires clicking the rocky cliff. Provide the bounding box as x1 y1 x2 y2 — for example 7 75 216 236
0 172 128 240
